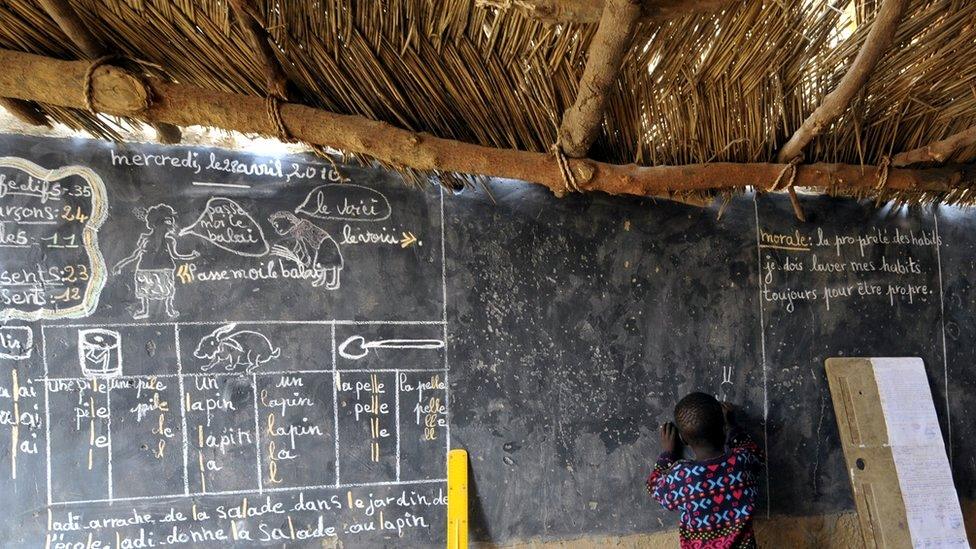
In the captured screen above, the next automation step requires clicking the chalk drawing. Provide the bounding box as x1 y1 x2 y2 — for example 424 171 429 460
338 335 445 360
78 329 122 379
295 184 391 222
193 323 280 373
0 157 108 321
0 326 33 359
721 365 734 400
269 210 344 289
113 204 199 319
180 197 269 257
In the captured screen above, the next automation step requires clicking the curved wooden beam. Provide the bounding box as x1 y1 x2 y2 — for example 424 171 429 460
558 0 642 158
893 126 976 167
777 0 908 163
0 48 972 200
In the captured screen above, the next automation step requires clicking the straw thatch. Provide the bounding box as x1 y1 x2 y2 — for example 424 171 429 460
0 0 974 204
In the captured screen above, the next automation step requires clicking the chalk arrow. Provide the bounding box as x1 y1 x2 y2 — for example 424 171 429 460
400 231 418 248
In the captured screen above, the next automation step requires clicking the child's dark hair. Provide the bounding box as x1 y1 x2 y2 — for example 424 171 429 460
674 392 725 449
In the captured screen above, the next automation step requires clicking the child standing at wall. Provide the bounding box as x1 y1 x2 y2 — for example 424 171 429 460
647 393 763 548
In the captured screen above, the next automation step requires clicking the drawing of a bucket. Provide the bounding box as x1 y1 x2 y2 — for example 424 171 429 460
78 329 122 379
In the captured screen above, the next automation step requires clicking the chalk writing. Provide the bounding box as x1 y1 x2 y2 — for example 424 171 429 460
43 488 445 546
759 226 940 312
0 157 108 320
0 138 451 547
108 150 354 187
180 197 269 257
0 326 32 359
296 184 391 222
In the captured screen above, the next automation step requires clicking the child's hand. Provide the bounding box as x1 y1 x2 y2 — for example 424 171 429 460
721 401 736 426
659 422 679 454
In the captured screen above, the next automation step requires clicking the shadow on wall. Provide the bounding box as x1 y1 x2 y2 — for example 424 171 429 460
469 452 493 542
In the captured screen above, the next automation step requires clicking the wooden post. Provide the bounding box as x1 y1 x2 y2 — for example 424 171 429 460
558 0 642 158
229 0 290 100
36 0 182 144
36 0 106 58
776 0 908 162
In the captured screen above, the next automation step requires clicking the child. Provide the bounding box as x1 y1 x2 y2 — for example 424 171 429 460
647 392 763 548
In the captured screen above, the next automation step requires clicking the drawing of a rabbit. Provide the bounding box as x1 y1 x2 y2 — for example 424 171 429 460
193 324 281 373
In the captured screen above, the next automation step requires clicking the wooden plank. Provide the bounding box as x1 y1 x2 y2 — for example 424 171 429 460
825 357 911 549
447 449 468 549
826 357 968 548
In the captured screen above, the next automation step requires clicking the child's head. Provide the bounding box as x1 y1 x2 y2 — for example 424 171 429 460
674 392 725 450
141 204 178 232
269 211 299 236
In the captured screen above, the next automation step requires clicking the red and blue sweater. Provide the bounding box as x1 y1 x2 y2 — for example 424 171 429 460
646 428 763 549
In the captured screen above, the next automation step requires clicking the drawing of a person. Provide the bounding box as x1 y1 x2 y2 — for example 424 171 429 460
113 204 199 319
269 211 343 290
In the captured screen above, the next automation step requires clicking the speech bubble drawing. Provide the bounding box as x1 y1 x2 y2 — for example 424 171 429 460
180 197 269 257
295 184 391 222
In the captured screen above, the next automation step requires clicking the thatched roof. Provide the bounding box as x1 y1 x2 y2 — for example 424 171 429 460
0 0 974 203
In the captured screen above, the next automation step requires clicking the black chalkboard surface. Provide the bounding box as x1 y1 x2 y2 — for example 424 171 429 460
0 133 972 547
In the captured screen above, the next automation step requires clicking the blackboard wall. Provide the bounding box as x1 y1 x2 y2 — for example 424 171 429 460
0 133 972 547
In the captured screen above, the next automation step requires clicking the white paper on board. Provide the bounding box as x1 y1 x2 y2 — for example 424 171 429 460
872 357 968 548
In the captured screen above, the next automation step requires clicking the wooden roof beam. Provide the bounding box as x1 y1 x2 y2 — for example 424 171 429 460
893 126 976 167
0 48 972 200
777 0 908 163
229 0 289 100
476 0 731 23
558 0 641 158
35 0 183 144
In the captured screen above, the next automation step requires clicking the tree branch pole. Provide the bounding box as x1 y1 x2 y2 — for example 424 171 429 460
0 49 972 198
476 0 731 23
776 0 908 162
229 0 289 100
36 0 182 144
558 0 642 158
893 126 976 167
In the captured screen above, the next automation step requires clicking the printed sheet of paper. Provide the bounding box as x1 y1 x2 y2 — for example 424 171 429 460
873 357 968 548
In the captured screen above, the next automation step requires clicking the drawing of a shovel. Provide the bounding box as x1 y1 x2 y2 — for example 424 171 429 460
338 335 445 360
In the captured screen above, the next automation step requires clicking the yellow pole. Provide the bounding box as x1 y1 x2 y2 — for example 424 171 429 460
447 449 468 549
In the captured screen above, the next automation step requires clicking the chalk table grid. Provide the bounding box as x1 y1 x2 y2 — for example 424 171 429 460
39 319 450 506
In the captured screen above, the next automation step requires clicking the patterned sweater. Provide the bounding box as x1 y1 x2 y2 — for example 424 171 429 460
646 428 763 549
